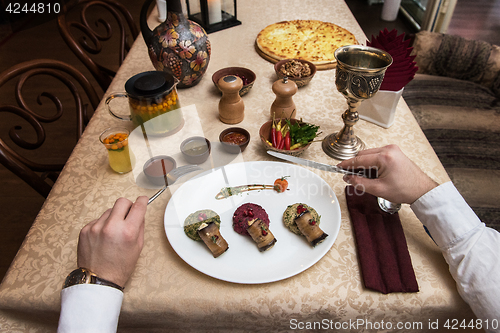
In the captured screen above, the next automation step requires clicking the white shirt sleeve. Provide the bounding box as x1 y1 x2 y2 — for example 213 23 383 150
411 181 500 326
58 284 123 333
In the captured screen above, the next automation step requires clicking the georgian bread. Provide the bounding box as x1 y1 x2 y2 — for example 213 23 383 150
256 20 357 67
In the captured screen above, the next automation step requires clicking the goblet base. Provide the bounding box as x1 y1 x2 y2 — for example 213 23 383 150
377 197 402 214
322 132 365 160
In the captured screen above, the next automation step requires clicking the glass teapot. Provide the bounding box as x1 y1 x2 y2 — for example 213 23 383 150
106 71 183 136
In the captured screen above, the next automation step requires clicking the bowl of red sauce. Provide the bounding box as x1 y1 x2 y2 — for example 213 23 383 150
143 155 176 186
219 127 250 154
212 67 256 96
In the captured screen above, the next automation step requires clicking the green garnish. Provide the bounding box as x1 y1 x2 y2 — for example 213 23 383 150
286 119 320 146
215 184 275 200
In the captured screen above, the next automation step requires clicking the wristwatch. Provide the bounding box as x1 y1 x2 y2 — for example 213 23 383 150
63 268 124 291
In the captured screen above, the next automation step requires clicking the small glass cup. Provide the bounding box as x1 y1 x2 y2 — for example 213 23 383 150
99 127 133 174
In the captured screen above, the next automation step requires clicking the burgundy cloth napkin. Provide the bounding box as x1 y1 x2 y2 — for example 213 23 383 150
367 28 418 91
345 186 419 294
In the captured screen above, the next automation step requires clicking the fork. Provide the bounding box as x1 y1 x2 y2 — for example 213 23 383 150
147 165 202 205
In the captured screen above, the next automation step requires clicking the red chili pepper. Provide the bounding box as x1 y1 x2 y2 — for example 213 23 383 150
284 131 291 150
271 121 277 147
276 130 282 149
277 135 285 149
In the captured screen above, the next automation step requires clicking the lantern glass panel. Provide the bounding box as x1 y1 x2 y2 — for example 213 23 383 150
186 0 240 33
221 0 235 18
187 0 201 13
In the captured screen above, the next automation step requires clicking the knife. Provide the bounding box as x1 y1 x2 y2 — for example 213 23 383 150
267 151 378 179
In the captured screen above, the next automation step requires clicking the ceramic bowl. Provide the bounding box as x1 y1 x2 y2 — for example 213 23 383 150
219 127 250 154
143 155 176 186
212 67 256 96
180 136 211 164
259 118 312 156
274 59 316 88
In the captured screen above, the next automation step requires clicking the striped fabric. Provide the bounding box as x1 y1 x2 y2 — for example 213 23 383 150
403 74 500 231
404 32 500 230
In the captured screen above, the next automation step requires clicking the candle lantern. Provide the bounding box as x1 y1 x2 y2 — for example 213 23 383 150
185 0 241 33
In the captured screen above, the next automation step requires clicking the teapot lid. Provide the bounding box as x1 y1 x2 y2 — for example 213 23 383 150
125 71 177 98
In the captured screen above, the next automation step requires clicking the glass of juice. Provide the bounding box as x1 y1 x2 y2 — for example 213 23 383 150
99 127 133 174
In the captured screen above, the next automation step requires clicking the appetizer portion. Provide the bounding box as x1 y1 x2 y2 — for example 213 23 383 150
197 222 229 258
273 176 289 193
246 218 277 252
283 203 320 235
233 203 270 236
184 209 221 241
215 176 290 200
283 203 328 246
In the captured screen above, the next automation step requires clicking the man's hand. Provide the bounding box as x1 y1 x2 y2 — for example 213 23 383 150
337 145 438 204
77 196 148 288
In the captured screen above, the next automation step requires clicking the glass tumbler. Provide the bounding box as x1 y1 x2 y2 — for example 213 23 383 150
99 127 133 174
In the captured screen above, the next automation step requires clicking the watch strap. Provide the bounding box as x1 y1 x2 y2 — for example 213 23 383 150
64 268 124 291
90 275 124 291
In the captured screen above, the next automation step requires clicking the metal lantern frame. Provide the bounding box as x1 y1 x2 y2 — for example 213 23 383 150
185 0 241 33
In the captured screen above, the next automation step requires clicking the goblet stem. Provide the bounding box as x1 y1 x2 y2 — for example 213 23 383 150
322 98 365 160
337 98 361 144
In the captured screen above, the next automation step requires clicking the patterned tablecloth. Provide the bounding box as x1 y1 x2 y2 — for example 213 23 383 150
0 0 475 331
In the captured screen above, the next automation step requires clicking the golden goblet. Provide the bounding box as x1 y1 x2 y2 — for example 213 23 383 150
322 45 393 160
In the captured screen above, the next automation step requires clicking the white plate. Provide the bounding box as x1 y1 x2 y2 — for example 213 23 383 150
164 161 341 284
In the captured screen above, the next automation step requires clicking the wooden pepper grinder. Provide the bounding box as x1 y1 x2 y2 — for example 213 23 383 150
270 77 298 119
218 75 244 124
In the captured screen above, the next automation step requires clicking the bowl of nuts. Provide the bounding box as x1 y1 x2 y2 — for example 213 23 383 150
274 59 316 88
212 67 256 96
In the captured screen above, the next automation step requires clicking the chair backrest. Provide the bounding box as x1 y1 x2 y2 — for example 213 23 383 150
57 0 139 91
0 59 101 198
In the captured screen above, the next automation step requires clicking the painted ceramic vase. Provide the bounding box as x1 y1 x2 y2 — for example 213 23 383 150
140 0 211 88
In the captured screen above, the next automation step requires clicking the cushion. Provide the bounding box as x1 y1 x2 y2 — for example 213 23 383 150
411 31 500 98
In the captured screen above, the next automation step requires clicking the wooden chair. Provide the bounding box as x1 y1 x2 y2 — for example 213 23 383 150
0 59 100 198
57 0 139 91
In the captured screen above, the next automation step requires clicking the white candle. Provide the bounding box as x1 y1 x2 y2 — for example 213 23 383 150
208 0 222 24
156 0 166 22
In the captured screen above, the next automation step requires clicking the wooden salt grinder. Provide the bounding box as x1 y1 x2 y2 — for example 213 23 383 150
270 77 298 119
218 75 244 124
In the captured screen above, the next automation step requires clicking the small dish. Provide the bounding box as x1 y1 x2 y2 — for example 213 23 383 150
274 59 316 88
259 118 312 157
180 136 211 164
143 155 176 186
212 67 256 96
219 127 250 154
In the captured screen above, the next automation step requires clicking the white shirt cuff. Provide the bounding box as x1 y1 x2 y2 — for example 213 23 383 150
58 284 123 333
410 181 483 249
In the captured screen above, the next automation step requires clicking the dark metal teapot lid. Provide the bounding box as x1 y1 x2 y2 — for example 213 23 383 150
125 71 177 98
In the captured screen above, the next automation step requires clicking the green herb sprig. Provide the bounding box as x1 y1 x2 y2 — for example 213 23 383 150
286 119 321 146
